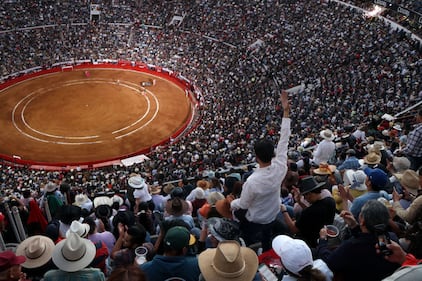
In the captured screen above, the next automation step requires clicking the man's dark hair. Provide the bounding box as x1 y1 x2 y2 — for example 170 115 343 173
83 216 97 235
254 139 275 163
127 224 146 245
182 177 189 185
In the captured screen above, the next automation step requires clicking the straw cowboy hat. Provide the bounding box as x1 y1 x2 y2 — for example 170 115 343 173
150 185 162 195
198 240 258 281
313 162 337 175
167 197 188 217
163 183 175 195
16 235 55 269
319 129 335 141
52 232 96 272
366 141 385 153
397 169 420 195
364 152 381 165
128 175 148 189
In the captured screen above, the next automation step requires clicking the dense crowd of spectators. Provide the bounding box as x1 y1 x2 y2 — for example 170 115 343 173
0 0 421 187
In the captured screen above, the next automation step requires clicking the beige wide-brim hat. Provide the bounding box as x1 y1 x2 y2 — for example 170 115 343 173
364 152 381 165
320 129 335 141
150 185 162 195
16 235 55 269
52 232 96 272
198 240 258 281
313 162 337 175
397 169 420 195
163 183 175 195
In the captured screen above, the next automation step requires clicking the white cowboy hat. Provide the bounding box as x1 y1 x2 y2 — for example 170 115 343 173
16 235 55 269
52 232 96 272
112 195 124 206
66 220 90 238
73 194 89 207
128 175 148 189
319 129 335 141
198 240 258 281
93 196 113 208
344 170 367 191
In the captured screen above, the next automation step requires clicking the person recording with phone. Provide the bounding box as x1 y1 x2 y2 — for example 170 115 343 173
392 169 422 225
316 200 400 281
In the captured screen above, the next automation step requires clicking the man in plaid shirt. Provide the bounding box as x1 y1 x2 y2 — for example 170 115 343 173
402 109 422 171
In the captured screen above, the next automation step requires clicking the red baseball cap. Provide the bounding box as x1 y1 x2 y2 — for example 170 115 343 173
0 251 26 271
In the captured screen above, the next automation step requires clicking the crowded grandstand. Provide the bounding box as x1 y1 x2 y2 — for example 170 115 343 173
0 0 421 280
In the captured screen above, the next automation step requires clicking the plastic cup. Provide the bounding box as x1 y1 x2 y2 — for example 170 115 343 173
325 225 339 238
325 225 341 249
135 246 148 265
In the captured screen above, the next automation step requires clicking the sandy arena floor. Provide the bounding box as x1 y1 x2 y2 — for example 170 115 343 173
0 68 192 165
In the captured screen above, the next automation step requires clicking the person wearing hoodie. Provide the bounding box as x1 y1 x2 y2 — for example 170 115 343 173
140 226 199 281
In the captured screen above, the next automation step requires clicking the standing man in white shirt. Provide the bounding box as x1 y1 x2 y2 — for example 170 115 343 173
312 128 336 165
230 90 291 251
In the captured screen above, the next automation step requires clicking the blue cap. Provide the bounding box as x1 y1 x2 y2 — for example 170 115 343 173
364 167 388 189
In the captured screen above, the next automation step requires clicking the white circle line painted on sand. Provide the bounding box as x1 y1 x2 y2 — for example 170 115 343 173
114 87 160 139
21 94 101 140
111 80 156 134
11 78 159 144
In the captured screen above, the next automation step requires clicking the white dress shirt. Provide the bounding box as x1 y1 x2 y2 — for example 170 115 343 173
231 118 291 224
312 139 336 165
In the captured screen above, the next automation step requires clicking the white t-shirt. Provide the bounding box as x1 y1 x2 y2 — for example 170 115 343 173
133 188 152 202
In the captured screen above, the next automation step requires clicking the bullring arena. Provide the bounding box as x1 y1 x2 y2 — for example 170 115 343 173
0 0 421 178
0 63 196 168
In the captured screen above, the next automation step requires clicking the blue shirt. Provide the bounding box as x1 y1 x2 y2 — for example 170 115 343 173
140 255 200 281
350 191 381 220
337 156 361 171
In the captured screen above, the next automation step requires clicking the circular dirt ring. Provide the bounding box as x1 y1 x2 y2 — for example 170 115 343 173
0 65 194 166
